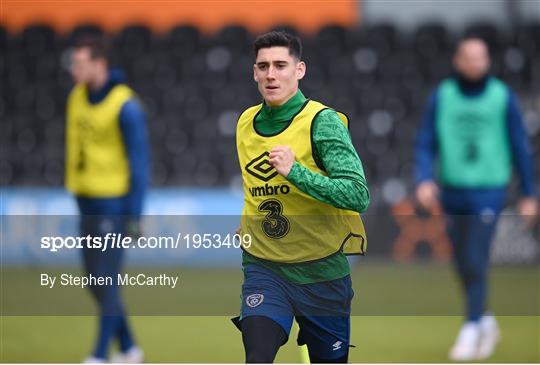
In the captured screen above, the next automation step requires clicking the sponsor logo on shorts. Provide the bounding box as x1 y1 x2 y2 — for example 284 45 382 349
332 341 342 351
246 293 264 308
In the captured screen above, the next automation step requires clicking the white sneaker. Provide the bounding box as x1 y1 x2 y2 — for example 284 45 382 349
477 314 501 359
449 322 481 361
110 346 144 363
82 356 106 363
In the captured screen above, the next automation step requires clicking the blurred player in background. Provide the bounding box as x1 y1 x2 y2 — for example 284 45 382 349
233 31 370 363
415 37 538 361
65 36 149 363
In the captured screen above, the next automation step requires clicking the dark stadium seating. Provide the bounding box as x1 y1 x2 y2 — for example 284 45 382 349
2 22 539 208
413 23 450 59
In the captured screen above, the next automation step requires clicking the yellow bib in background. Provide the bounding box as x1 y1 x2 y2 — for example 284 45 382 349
237 100 367 263
65 84 133 197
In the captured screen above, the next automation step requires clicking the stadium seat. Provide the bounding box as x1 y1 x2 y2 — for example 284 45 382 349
0 159 14 185
215 24 251 51
514 23 540 56
153 62 178 91
413 23 449 59
0 25 6 52
68 24 104 43
465 22 503 53
42 158 64 186
118 24 153 58
22 25 57 57
168 25 200 60
317 24 348 54
367 23 400 56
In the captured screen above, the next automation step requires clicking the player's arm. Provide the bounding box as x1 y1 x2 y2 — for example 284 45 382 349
414 90 439 210
507 90 536 197
270 109 370 213
506 90 538 220
119 98 150 217
415 90 438 183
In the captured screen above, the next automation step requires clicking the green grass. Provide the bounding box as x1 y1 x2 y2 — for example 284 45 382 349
1 263 539 362
1 316 538 363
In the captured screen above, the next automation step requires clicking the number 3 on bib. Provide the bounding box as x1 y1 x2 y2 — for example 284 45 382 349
258 199 290 239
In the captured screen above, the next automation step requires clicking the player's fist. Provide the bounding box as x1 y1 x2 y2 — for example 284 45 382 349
416 180 440 212
269 146 295 177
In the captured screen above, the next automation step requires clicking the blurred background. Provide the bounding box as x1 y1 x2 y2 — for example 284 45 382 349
1 0 539 362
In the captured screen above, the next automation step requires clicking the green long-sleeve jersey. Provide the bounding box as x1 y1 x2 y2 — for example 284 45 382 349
242 90 370 284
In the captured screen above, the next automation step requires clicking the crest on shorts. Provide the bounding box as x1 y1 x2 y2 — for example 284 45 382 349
245 294 264 308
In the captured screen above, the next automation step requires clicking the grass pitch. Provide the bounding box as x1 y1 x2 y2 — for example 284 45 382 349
1 263 538 363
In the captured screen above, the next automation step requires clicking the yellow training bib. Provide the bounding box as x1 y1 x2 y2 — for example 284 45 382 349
65 84 133 197
237 99 367 263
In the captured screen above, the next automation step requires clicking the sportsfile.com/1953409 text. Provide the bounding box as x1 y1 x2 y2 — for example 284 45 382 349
40 233 252 252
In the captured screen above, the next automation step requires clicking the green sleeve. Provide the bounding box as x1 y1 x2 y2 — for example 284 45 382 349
286 109 370 213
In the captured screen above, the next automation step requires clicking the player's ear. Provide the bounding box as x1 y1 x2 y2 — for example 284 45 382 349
253 64 259 82
296 61 306 80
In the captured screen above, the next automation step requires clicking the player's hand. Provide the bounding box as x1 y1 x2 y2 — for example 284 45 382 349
269 146 295 177
517 197 539 227
416 180 440 212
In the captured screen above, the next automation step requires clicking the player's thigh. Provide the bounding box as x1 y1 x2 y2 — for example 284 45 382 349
296 315 350 360
240 316 289 363
240 264 294 335
294 275 353 359
295 274 354 317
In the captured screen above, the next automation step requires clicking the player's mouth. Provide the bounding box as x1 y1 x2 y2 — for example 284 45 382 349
266 85 279 90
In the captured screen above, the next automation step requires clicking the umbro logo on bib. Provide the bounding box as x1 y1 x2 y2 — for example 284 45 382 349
245 152 278 182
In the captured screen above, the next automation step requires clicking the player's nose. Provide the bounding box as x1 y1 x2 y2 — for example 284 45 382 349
266 65 276 79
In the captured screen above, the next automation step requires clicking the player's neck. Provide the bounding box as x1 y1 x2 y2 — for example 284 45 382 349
455 72 488 93
88 72 109 92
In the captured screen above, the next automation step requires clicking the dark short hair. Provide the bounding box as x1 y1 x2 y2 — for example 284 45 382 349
73 35 110 61
253 31 302 60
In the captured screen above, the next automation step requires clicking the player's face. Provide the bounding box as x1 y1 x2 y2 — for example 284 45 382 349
70 47 101 85
453 39 491 81
254 46 306 107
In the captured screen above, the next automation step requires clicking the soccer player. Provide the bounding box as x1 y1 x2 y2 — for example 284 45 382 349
415 37 538 361
65 36 149 363
234 31 370 363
